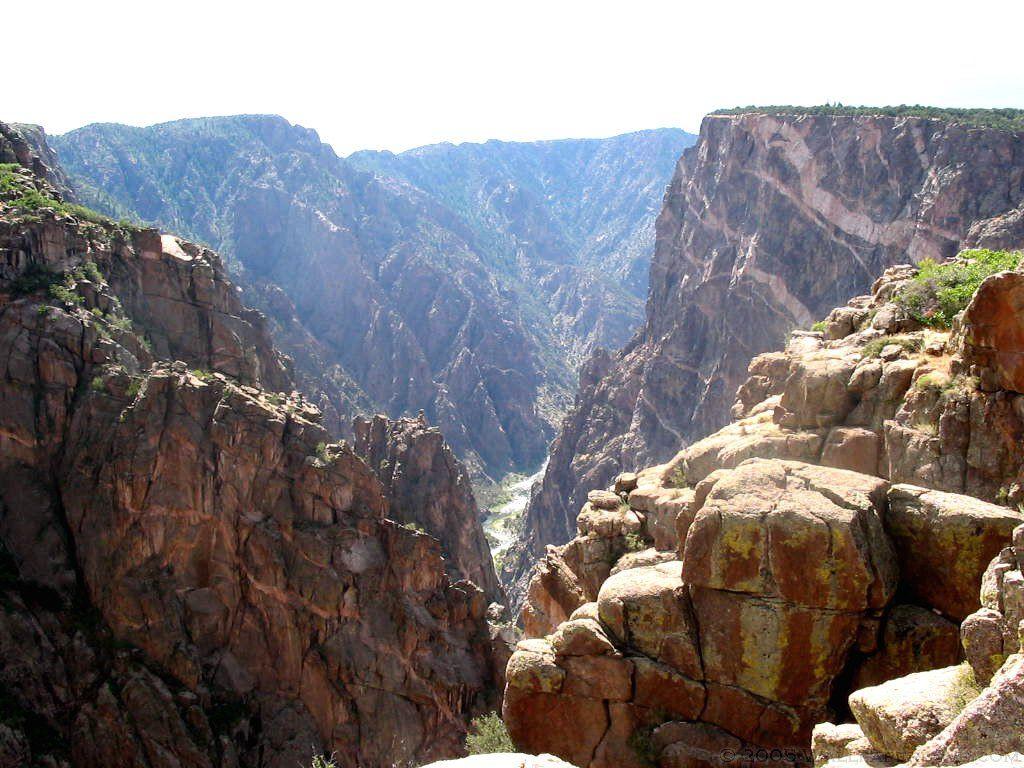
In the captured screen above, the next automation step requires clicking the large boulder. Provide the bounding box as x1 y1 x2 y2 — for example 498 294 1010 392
849 664 984 761
885 485 1024 620
596 562 700 678
683 460 896 611
957 270 1024 394
909 654 1024 765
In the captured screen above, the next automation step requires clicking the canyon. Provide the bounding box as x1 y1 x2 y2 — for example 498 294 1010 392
509 111 1024 603
51 119 694 482
0 122 503 768
3 106 1024 768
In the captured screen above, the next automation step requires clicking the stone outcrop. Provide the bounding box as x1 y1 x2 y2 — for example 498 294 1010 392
0 128 498 768
817 522 1024 768
510 250 1024 766
957 271 1024 394
513 112 1024 603
53 117 694 480
353 412 502 600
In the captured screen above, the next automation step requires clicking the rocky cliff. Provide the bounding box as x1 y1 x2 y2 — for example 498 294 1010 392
0 123 500 768
353 412 502 601
505 247 1024 767
513 112 1024 601
51 118 694 480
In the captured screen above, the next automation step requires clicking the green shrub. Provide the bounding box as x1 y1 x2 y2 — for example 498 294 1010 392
126 378 143 399
895 250 1022 327
811 320 828 332
465 712 514 755
309 755 336 768
10 264 59 296
89 376 105 393
624 532 647 552
49 281 83 307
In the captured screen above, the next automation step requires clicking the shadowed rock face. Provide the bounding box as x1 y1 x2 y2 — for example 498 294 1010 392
512 113 1024 603
52 117 694 480
353 413 503 601
0 124 497 768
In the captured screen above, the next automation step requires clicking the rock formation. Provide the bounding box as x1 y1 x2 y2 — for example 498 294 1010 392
0 123 498 768
507 252 1024 767
513 112 1024 602
353 412 502 601
815 519 1024 768
52 117 694 480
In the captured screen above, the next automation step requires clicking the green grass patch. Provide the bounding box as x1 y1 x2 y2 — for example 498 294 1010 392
895 250 1022 327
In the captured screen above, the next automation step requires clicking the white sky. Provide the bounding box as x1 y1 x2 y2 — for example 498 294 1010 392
6 0 1023 155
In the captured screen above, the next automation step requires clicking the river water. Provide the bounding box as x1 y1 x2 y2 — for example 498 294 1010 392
481 462 547 562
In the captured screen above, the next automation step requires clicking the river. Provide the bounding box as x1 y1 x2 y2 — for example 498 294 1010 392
481 462 547 565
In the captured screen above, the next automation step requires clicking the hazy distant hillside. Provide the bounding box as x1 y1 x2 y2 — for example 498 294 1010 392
54 116 694 479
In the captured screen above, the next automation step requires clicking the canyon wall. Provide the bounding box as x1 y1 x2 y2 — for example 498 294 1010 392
511 113 1024 600
0 123 499 768
507 250 1024 767
52 118 693 479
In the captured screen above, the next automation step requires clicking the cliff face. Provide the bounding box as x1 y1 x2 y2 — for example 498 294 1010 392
513 113 1024 598
353 413 502 602
0 124 497 768
507 252 1024 767
52 118 693 479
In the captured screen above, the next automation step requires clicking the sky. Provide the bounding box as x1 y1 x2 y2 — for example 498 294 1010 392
6 0 1023 155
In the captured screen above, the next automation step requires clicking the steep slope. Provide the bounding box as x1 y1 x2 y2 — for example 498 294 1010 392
506 249 1024 767
353 413 502 601
512 111 1024 599
0 122 499 768
51 118 694 480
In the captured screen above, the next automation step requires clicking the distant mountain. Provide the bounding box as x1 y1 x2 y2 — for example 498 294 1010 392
53 116 694 479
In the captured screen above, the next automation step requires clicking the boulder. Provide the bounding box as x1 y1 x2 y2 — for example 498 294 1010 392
821 427 880 476
596 562 701 678
885 485 1024 620
682 460 896 611
849 664 983 760
957 271 1024 394
522 550 586 638
627 486 695 550
909 654 1024 765
812 722 895 768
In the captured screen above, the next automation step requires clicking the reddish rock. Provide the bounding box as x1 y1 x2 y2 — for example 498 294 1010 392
958 271 1024 394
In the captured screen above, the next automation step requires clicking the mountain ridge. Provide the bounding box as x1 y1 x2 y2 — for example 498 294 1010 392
52 115 695 481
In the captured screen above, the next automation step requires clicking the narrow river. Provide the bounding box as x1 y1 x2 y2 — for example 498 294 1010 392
481 462 547 562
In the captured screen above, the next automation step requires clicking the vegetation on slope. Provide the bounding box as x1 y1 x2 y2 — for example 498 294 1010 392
711 105 1024 131
0 162 141 231
894 249 1023 327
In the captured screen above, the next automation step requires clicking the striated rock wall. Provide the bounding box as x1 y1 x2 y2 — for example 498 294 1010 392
514 113 1024 602
0 129 497 768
